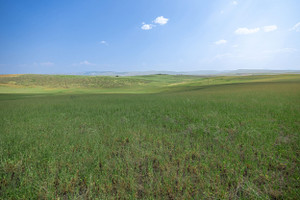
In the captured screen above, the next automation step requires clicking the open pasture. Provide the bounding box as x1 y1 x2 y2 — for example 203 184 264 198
0 74 299 199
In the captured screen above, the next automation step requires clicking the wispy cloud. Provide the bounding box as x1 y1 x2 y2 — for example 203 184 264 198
235 27 260 35
215 39 227 45
235 25 278 35
40 62 54 66
263 25 277 32
100 40 108 45
263 48 297 54
73 60 96 66
232 1 238 5
290 22 300 32
214 53 233 59
153 16 169 25
141 23 153 30
80 60 95 65
34 62 54 66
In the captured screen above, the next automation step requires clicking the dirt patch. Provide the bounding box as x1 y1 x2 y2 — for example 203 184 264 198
0 74 23 78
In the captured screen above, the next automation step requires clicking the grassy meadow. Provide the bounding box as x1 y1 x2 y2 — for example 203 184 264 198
0 74 299 199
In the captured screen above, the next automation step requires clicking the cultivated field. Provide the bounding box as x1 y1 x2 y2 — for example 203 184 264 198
0 74 299 199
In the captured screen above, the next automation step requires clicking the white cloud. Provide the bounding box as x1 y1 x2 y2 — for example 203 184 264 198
290 22 300 32
141 16 168 30
141 23 153 30
232 1 238 5
263 25 277 32
153 16 169 25
235 27 260 35
215 39 227 45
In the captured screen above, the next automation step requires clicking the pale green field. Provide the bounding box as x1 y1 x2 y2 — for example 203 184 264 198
1 74 299 94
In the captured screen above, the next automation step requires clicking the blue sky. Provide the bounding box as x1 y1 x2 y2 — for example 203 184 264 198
0 0 300 74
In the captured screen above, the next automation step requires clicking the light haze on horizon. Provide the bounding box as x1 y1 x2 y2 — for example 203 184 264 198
0 0 300 74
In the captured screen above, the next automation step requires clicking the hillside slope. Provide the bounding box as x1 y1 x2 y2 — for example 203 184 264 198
0 74 300 94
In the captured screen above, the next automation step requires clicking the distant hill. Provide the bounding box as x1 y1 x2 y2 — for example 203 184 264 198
223 69 300 75
70 69 300 76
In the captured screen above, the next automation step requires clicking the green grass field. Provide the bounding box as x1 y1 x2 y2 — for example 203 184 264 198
0 74 299 199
